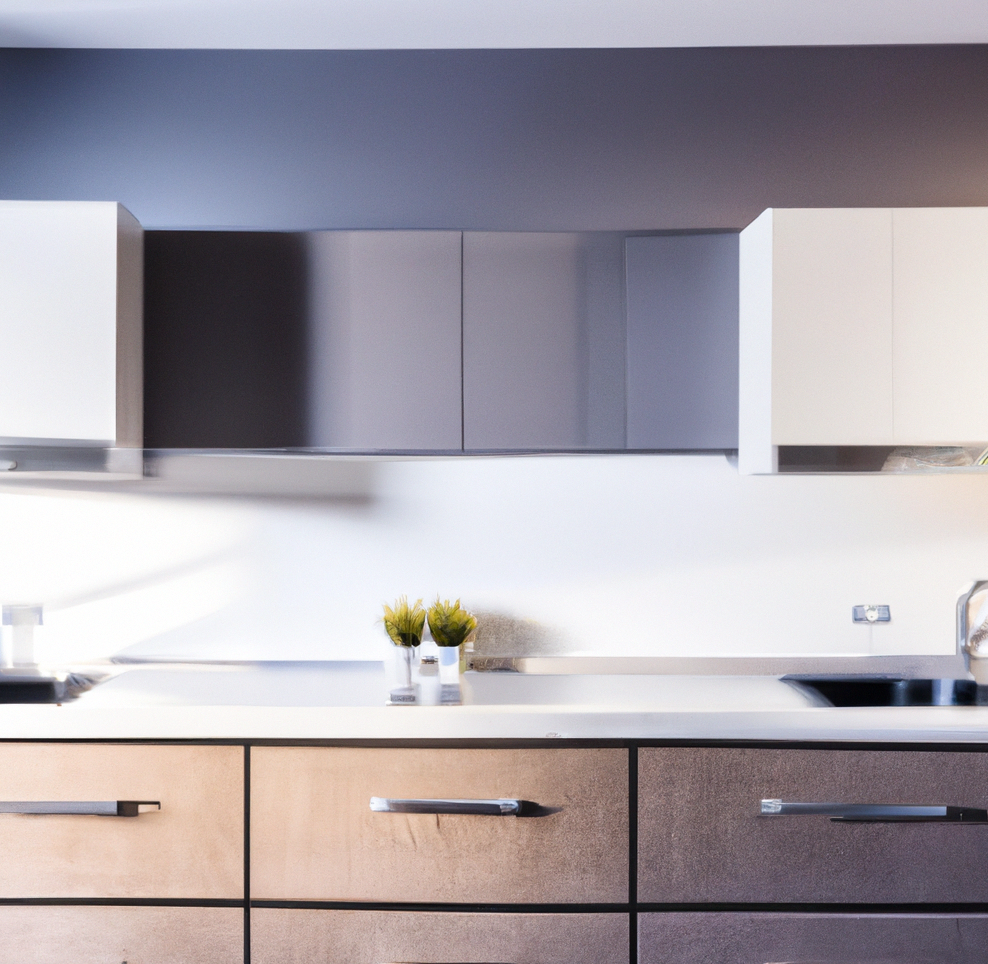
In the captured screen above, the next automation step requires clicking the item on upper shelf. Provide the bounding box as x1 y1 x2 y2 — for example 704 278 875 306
382 596 425 705
427 598 477 705
882 445 983 471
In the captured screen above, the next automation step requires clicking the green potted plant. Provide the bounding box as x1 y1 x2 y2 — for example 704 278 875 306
382 596 425 705
427 598 477 705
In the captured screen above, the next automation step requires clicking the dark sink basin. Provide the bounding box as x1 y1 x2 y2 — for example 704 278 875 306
785 676 986 707
0 672 100 703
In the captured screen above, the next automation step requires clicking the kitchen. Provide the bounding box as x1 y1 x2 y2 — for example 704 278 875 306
2 3 988 962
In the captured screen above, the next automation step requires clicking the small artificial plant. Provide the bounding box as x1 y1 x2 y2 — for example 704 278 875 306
382 596 426 647
427 598 478 648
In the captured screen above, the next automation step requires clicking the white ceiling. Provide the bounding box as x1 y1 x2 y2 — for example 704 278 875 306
1 0 987 49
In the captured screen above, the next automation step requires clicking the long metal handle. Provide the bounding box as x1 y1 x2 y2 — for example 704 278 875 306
761 799 988 822
370 796 524 816
0 800 160 817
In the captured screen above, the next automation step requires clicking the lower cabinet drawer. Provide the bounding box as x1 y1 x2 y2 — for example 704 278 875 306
250 746 628 902
252 909 629 964
0 743 244 898
0 906 243 964
639 912 988 963
639 747 988 902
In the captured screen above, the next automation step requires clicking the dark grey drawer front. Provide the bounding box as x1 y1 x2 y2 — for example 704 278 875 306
0 906 243 964
253 909 629 964
639 912 988 964
639 747 988 903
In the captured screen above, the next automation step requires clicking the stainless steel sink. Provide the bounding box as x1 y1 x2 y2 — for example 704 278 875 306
784 676 986 707
0 670 102 703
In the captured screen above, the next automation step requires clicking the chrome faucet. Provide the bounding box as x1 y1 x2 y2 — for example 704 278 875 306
957 581 988 684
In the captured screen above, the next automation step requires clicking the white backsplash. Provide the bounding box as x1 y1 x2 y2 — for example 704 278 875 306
2 454 988 666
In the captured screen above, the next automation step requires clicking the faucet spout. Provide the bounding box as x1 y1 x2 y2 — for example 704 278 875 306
957 581 988 683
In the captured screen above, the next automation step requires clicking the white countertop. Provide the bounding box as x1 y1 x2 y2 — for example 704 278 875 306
2 664 988 742
4 702 988 743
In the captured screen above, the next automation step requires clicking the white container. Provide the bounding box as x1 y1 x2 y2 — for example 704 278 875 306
438 645 462 704
385 644 419 705
416 648 441 706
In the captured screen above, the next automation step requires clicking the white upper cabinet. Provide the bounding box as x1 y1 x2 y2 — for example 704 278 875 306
892 208 988 445
739 206 988 474
0 201 142 457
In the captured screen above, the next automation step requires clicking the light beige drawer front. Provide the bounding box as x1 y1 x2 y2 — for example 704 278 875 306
252 908 629 964
639 911 988 963
0 743 243 899
639 747 988 903
251 746 628 902
0 906 243 964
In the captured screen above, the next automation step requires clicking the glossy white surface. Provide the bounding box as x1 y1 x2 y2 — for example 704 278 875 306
8 455 988 668
1 665 987 742
0 201 139 445
75 665 816 710
4 702 988 742
770 208 894 447
740 205 988 468
892 208 988 444
176 455 988 661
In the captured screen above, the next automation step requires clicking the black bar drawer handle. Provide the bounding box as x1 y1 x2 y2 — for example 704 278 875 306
760 798 988 823
371 797 525 816
0 801 161 817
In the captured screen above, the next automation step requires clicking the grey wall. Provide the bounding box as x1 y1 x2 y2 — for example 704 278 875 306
2 47 988 231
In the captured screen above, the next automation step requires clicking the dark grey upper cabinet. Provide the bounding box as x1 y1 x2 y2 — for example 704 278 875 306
145 230 462 453
625 233 739 450
462 232 626 451
144 231 311 450
306 231 462 451
145 229 736 457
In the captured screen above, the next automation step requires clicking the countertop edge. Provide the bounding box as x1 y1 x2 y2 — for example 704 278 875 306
3 704 988 742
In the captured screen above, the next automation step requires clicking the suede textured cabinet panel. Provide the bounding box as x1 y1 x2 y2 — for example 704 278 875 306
251 746 628 902
0 906 243 964
639 747 988 903
639 912 988 964
252 909 629 964
0 743 243 899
